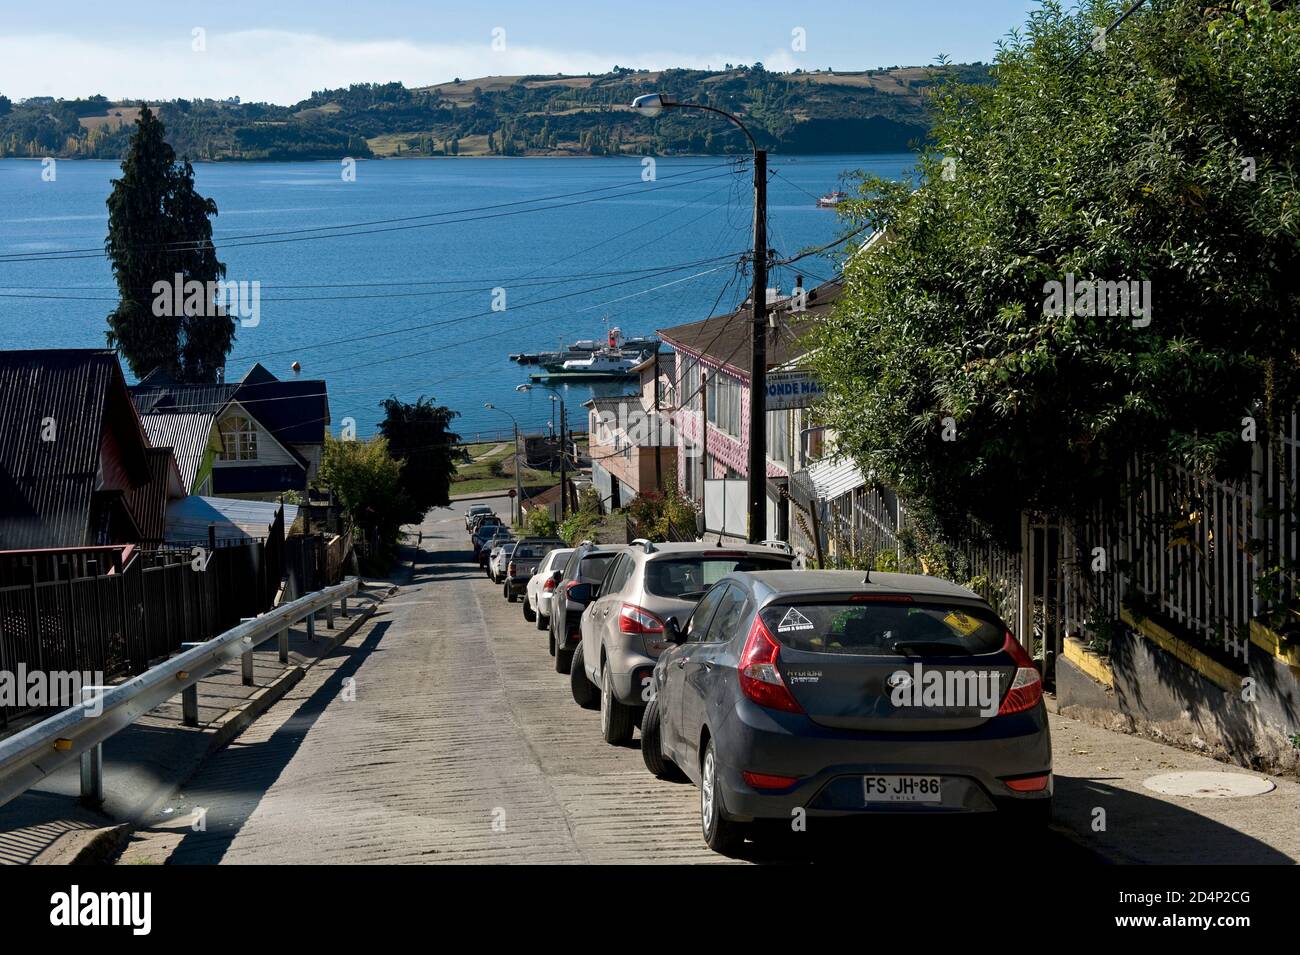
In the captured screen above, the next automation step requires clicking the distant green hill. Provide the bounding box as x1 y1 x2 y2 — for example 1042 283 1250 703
0 63 991 161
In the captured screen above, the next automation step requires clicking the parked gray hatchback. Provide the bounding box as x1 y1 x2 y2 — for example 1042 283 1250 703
642 569 1052 854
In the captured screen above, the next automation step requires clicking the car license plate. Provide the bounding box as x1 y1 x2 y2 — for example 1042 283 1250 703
862 775 942 804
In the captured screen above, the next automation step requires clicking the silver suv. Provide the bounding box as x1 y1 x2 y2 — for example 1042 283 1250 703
571 540 794 744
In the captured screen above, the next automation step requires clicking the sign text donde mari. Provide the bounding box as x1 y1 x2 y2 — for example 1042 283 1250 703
765 371 824 410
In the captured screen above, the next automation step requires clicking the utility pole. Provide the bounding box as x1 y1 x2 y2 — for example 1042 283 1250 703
512 422 523 526
559 401 568 520
747 149 768 543
653 349 662 493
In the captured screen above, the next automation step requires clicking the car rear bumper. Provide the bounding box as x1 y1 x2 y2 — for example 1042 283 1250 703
607 648 658 706
711 700 1051 821
505 577 528 596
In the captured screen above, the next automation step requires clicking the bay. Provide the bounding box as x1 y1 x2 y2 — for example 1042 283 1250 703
0 154 914 437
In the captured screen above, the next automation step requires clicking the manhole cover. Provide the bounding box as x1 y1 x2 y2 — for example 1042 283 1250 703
1142 771 1275 798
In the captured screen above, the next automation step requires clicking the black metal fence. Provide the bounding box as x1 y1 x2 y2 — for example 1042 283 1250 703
0 507 295 729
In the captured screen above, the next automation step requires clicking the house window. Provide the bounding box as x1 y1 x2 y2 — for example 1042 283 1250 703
767 409 792 467
219 415 258 461
680 357 701 415
706 373 741 438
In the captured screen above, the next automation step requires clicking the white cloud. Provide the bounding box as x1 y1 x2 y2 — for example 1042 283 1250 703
0 30 779 104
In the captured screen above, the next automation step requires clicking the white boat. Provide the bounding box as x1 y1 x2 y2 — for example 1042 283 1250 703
561 350 638 376
816 190 848 208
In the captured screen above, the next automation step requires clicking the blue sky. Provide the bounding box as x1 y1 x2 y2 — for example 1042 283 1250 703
0 0 1044 104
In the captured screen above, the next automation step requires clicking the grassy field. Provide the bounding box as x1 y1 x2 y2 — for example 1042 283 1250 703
451 441 554 498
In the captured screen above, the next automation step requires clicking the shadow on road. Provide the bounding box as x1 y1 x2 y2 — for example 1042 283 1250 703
149 620 393 864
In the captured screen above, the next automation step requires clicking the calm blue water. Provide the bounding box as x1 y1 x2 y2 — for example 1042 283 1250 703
0 154 914 437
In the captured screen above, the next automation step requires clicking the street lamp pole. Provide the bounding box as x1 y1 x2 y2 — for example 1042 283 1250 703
515 384 568 520
484 403 523 525
631 93 767 543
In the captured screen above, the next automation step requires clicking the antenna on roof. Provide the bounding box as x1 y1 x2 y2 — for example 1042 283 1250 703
863 568 872 585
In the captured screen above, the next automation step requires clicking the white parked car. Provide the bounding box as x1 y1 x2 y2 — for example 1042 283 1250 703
525 547 574 631
489 540 517 583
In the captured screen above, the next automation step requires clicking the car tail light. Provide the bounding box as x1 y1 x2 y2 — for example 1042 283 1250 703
543 578 557 592
738 616 803 714
1002 773 1051 793
619 604 664 634
743 771 800 790
997 631 1043 715
850 594 913 603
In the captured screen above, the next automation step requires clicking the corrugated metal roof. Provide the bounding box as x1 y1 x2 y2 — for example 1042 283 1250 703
0 349 150 549
125 447 185 541
805 455 866 502
140 412 217 492
658 280 842 377
165 495 298 542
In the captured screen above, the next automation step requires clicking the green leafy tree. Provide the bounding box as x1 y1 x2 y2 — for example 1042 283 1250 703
815 0 1300 546
319 435 408 568
377 396 461 518
105 105 231 382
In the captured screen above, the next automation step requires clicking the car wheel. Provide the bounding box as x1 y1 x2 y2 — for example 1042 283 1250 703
640 699 686 781
570 643 600 710
555 641 573 674
701 740 747 855
600 662 635 745
536 611 548 632
523 599 536 622
506 584 517 602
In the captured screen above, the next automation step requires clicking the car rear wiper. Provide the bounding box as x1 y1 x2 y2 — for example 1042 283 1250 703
891 641 972 657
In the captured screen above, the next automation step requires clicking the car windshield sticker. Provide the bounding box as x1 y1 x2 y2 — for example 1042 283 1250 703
776 608 815 633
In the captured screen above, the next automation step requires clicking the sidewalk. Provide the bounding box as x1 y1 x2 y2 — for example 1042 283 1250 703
0 581 389 865
1049 708 1299 863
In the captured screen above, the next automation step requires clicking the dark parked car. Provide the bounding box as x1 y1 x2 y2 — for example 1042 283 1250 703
548 542 628 674
642 569 1052 854
471 519 505 556
504 537 567 603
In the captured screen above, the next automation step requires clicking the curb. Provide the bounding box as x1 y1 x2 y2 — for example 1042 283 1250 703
34 823 132 866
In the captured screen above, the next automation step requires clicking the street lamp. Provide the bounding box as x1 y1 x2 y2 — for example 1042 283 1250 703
631 92 768 543
515 383 569 519
484 402 523 525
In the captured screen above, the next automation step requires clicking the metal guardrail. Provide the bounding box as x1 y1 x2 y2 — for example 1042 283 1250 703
0 576 361 810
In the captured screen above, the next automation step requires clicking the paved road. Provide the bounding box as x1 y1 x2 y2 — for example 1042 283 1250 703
120 498 1101 865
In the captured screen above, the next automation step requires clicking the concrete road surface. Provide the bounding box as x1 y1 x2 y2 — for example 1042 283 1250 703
119 498 1101 865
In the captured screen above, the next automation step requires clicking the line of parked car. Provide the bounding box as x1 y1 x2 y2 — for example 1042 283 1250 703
465 503 1053 856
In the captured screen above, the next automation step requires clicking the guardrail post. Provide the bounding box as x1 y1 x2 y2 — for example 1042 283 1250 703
240 618 256 686
76 684 111 807
340 594 349 618
279 627 289 663
79 743 104 806
180 641 203 726
326 602 335 629
306 611 316 640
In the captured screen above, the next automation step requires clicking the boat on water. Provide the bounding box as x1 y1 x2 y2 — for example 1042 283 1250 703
816 190 848 208
529 348 640 382
512 326 659 369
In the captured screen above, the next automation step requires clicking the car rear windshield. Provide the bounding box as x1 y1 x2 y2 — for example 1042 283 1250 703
513 541 555 559
645 555 793 600
579 554 616 581
759 600 1006 656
